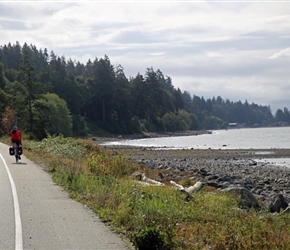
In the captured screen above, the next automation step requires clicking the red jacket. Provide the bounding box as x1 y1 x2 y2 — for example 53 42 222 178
10 129 22 142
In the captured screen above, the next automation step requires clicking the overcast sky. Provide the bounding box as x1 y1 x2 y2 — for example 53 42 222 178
1 1 290 113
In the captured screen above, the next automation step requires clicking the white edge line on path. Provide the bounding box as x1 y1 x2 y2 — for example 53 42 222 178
0 154 23 250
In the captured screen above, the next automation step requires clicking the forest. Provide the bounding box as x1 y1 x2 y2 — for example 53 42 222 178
0 42 288 140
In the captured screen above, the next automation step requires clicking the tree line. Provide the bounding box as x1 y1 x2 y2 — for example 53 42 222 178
0 42 287 140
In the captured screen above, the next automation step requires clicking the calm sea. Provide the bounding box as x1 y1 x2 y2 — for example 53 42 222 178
102 127 290 150
101 126 290 168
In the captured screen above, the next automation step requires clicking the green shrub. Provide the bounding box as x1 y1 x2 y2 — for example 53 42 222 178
131 227 165 250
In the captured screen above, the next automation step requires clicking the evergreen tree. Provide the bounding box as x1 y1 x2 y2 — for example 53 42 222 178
0 62 6 89
90 55 116 123
19 45 47 138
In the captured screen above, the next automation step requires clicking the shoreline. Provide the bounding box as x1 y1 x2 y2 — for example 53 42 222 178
101 141 290 205
92 130 290 206
91 130 211 144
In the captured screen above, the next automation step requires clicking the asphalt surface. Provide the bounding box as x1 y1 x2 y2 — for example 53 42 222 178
0 142 132 250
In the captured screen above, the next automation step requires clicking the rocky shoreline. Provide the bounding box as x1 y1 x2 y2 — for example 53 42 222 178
100 135 290 212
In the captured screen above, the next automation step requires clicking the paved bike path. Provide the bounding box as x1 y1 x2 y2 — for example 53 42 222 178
0 142 132 250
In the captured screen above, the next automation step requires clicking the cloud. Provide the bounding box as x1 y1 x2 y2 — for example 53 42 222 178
269 48 290 59
0 1 290 113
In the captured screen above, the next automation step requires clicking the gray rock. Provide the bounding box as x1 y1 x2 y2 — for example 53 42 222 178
222 186 261 210
207 174 219 181
217 175 232 182
268 194 289 213
206 181 221 188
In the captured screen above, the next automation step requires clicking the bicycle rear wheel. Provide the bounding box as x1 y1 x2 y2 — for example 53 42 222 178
14 146 19 163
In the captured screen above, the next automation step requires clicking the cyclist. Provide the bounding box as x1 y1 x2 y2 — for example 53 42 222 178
9 125 22 160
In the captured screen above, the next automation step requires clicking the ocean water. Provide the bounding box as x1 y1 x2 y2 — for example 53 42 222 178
102 127 290 150
101 126 290 168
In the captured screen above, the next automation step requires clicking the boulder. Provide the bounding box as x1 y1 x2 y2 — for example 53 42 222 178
222 186 260 210
268 194 289 213
142 132 151 138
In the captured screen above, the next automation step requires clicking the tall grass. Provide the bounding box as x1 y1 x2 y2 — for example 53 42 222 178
23 136 290 250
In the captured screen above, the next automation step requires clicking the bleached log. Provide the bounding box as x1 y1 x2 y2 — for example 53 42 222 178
170 180 203 197
132 172 203 202
170 180 185 191
135 181 156 186
141 174 164 186
131 172 164 186
185 181 203 195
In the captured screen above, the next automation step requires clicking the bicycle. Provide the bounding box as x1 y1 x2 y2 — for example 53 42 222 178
9 142 22 163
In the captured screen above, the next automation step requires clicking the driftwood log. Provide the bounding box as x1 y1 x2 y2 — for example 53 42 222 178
170 180 203 199
132 172 202 199
132 172 164 186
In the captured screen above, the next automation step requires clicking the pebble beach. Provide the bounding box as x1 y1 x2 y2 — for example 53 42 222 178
100 134 290 206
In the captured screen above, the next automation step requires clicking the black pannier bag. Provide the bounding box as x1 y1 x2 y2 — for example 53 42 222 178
18 146 22 155
9 147 15 156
